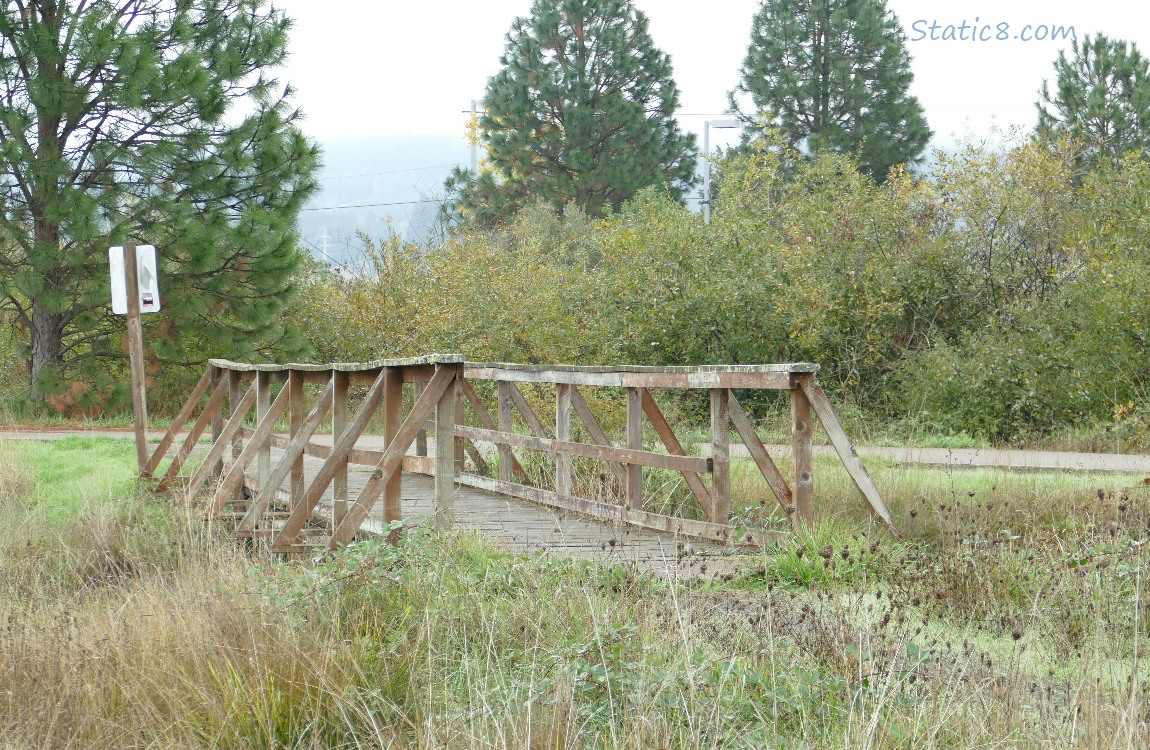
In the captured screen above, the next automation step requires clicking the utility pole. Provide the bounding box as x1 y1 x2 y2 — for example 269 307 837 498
470 99 479 173
703 119 740 224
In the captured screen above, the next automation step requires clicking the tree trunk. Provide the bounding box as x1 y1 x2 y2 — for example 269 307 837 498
29 298 64 400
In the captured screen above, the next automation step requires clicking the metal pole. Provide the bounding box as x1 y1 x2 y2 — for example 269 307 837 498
703 120 712 225
124 242 149 474
470 100 478 172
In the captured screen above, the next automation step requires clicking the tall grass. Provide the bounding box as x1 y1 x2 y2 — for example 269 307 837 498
2 438 1148 747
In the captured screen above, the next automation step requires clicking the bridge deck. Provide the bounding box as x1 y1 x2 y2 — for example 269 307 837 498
240 449 726 569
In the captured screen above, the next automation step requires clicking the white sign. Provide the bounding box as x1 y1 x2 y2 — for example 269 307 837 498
109 245 161 315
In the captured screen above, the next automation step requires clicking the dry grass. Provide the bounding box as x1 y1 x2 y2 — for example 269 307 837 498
2 437 1149 748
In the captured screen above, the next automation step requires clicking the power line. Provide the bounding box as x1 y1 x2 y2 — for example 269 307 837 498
320 163 463 181
300 198 439 212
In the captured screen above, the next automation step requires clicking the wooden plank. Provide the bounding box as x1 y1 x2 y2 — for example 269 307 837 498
382 367 403 532
799 377 898 535
256 371 272 492
435 373 458 529
209 368 223 477
185 382 257 500
272 368 391 545
156 374 230 492
324 364 458 549
123 242 150 474
498 380 514 484
728 393 793 516
508 382 552 439
641 389 713 518
454 425 712 474
413 381 428 457
556 383 572 496
710 389 730 524
240 430 430 474
207 382 289 515
790 375 814 529
568 385 627 487
144 367 212 477
235 379 335 533
332 370 350 529
626 387 643 510
459 380 515 478
457 474 783 549
288 370 305 512
464 366 793 390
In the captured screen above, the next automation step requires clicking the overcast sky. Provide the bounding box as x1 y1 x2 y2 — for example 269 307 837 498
270 0 1150 153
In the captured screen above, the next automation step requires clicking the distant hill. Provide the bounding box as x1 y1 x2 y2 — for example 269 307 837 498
296 134 471 268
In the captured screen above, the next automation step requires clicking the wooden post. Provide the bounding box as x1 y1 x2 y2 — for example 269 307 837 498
332 370 349 529
288 370 305 512
382 367 403 537
454 384 465 477
498 380 513 483
123 242 149 474
413 381 428 457
228 370 243 502
255 371 272 493
710 388 730 524
210 367 223 478
626 387 643 510
791 374 815 529
433 366 458 529
556 383 572 496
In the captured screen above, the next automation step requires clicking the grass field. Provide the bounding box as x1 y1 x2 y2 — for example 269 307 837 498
0 438 1147 748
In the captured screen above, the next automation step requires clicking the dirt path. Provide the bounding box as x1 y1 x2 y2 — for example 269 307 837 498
2 426 1148 474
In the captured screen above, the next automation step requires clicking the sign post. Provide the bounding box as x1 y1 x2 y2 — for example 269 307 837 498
109 243 161 475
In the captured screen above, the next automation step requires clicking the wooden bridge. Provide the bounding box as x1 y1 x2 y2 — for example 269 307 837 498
141 355 895 556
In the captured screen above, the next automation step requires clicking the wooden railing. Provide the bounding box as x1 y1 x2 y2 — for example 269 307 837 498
142 355 896 553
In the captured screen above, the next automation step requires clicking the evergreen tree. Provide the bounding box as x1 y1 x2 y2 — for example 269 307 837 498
1036 34 1150 161
732 0 930 182
0 0 320 400
446 0 697 226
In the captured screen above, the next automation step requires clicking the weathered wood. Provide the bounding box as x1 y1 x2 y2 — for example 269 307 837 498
641 389 713 518
332 370 350 529
508 382 552 439
454 425 712 474
799 377 897 535
497 380 514 484
288 370 305 512
236 380 335 533
435 372 458 529
568 385 627 487
710 389 731 524
413 381 428 457
728 393 794 517
453 380 504 477
156 374 231 492
209 368 223 478
325 365 458 549
382 367 403 531
207 383 290 515
556 383 572 496
256 371 272 492
123 242 150 474
458 474 783 549
626 387 643 510
272 369 390 544
790 376 815 529
241 429 431 474
185 383 257 500
465 365 802 390
144 367 212 477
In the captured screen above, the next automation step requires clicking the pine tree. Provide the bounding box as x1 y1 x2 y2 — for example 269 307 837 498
1036 34 1150 161
446 0 697 226
0 0 320 400
732 0 930 182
